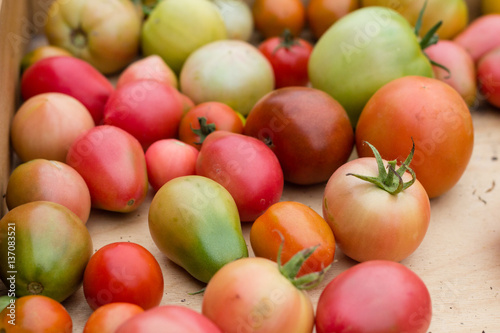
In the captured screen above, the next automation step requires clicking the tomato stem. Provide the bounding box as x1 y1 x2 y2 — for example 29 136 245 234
273 29 301 54
191 117 217 146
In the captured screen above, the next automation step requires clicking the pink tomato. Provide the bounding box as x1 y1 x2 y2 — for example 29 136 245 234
454 14 500 62
116 55 178 89
477 47 500 108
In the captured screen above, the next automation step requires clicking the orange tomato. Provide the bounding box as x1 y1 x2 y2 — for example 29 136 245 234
306 0 360 40
83 302 144 333
252 0 306 38
250 201 335 276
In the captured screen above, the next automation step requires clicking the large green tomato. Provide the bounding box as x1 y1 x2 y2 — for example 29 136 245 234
308 6 434 127
141 0 227 74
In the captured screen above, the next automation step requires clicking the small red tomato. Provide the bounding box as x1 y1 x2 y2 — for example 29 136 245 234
258 30 313 88
477 47 500 108
178 101 244 149
315 260 432 333
83 242 164 311
145 139 199 192
83 302 144 333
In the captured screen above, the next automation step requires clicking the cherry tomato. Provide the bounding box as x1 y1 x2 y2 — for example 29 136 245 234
250 201 335 276
83 302 144 333
258 30 313 88
306 0 359 40
252 0 306 38
477 47 500 108
0 295 72 332
355 76 474 199
315 260 432 333
178 101 244 150
83 242 164 310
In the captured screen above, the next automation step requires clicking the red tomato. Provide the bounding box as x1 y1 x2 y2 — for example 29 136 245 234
0 295 72 332
145 139 199 192
355 76 474 199
258 31 313 88
454 14 500 62
83 242 164 311
103 80 184 150
196 131 284 222
323 142 431 262
178 101 244 149
244 87 354 185
66 125 149 213
250 201 335 276
315 260 432 333
83 302 144 333
20 56 114 125
306 0 359 40
115 305 222 333
252 0 306 38
477 47 500 108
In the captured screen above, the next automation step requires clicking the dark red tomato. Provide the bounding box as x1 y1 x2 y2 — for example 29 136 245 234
20 56 114 125
196 131 284 222
178 101 244 150
83 242 164 311
83 302 144 333
244 87 354 185
258 30 313 88
315 260 432 333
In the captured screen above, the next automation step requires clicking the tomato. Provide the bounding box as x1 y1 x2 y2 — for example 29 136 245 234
323 142 430 262
103 79 184 150
477 47 500 108
258 30 313 88
179 40 275 117
20 56 114 125
141 0 227 74
250 201 335 276
145 139 199 192
0 295 72 332
482 0 500 14
6 159 91 223
212 0 254 41
355 76 474 199
196 131 284 222
306 0 360 40
424 40 477 106
202 247 323 333
178 101 244 149
45 0 141 74
148 176 248 283
116 55 178 90
244 87 354 185
20 45 72 72
83 302 144 333
10 92 94 163
316 260 432 333
252 0 306 38
454 14 500 62
0 201 93 302
66 125 149 213
361 0 468 40
83 242 164 310
115 305 222 333
308 6 434 127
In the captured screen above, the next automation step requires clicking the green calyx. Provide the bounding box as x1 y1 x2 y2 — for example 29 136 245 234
347 141 416 196
277 241 330 290
273 29 300 54
191 117 216 146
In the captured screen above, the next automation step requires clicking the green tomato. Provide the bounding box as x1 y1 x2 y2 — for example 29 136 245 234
308 6 434 127
148 176 248 283
141 0 227 74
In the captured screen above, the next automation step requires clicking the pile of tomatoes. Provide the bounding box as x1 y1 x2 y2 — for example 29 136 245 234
1 0 500 331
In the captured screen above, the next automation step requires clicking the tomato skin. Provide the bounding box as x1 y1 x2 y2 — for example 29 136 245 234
20 56 114 125
116 55 178 90
83 242 164 311
83 302 144 333
116 305 222 333
306 0 360 40
258 35 313 88
454 14 500 62
250 201 335 276
66 125 149 213
323 157 430 262
196 131 284 222
20 45 72 72
355 76 474 199
0 295 73 332
244 87 354 185
252 0 306 38
477 47 500 108
178 101 244 150
202 257 314 333
315 260 432 333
